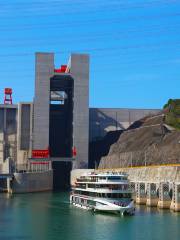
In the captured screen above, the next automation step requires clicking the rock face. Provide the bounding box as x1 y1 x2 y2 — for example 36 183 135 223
99 114 180 168
89 130 122 168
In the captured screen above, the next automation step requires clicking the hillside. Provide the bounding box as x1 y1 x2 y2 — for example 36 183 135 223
99 100 180 168
164 99 180 130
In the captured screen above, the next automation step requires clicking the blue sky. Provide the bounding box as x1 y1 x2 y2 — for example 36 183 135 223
0 0 180 109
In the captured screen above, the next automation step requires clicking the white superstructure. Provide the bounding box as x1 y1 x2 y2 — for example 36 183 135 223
70 172 135 215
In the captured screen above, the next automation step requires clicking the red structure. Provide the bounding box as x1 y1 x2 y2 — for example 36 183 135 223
4 88 13 104
72 146 77 157
54 65 67 73
30 161 50 165
32 149 49 158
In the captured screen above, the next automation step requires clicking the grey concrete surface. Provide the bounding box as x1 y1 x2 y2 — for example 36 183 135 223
18 103 32 150
70 54 89 169
12 170 53 193
17 103 33 165
89 108 161 141
33 52 54 150
0 105 17 164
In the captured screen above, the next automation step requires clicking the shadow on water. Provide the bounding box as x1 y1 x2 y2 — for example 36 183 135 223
52 162 72 191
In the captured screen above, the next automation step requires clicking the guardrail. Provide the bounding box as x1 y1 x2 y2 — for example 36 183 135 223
15 160 52 173
98 163 180 171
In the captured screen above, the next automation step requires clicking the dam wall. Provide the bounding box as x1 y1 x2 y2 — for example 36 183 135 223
11 170 53 193
113 165 180 183
89 108 160 141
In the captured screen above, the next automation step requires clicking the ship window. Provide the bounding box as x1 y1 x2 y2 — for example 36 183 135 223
107 193 111 198
113 193 118 198
101 193 105 198
118 193 123 198
122 193 131 198
107 176 121 180
79 184 86 189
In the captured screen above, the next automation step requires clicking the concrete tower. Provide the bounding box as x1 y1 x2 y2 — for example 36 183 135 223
33 53 54 150
70 54 89 168
33 52 89 170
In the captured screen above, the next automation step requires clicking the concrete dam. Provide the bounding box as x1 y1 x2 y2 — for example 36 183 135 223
0 52 161 192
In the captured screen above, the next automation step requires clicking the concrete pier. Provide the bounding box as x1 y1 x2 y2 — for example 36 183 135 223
130 182 136 201
170 183 180 212
7 178 12 194
146 183 159 207
0 174 13 193
136 182 147 204
157 183 171 209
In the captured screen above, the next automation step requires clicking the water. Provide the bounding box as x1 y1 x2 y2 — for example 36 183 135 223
0 192 179 240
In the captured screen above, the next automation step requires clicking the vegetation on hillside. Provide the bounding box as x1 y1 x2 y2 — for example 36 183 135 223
163 99 180 130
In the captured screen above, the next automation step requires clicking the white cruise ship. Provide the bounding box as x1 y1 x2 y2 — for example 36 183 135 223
70 172 135 215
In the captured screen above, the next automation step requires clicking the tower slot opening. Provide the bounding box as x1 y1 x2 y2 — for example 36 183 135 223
49 75 74 158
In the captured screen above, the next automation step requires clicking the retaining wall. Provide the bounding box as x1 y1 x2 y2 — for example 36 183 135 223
12 170 53 193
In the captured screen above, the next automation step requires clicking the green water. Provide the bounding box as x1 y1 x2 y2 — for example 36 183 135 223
0 192 179 240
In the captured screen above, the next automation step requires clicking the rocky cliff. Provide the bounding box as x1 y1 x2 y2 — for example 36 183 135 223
99 100 180 168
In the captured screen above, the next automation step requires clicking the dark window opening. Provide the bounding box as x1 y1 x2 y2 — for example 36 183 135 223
49 75 74 158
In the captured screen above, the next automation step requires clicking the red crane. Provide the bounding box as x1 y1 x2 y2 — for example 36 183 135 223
4 88 13 104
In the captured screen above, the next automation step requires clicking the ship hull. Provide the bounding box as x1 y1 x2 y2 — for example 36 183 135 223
70 194 135 216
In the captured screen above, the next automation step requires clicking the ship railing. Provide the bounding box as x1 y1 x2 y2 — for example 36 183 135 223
77 179 128 183
76 179 98 183
86 188 132 192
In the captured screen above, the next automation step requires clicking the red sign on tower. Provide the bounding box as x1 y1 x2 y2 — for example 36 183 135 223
32 149 49 158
